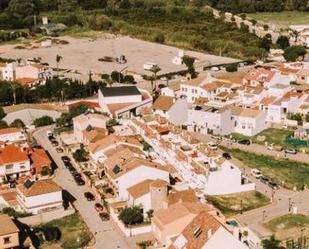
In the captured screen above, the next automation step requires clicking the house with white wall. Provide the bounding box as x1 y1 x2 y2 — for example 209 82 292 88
0 145 30 182
0 128 26 143
233 108 268 136
105 157 171 200
17 179 62 214
73 113 108 143
0 62 17 81
98 86 152 118
15 63 52 83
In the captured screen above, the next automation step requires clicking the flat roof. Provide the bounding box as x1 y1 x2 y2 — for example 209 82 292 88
100 86 141 97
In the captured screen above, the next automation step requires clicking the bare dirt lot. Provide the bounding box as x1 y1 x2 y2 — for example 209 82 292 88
0 35 239 81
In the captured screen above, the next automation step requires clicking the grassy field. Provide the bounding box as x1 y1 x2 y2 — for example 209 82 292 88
222 147 309 190
39 214 91 249
265 214 309 240
206 191 270 217
230 128 294 149
247 11 309 29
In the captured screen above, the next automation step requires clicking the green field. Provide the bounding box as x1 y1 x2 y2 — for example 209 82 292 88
265 214 309 240
247 11 309 29
39 214 91 249
222 147 309 190
206 191 270 217
230 128 294 149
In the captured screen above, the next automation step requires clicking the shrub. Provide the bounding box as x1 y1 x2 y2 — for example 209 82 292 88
225 64 238 72
33 116 54 127
118 206 144 226
41 166 52 176
284 45 307 62
1 207 32 218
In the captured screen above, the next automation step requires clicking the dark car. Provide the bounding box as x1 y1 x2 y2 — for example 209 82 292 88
75 178 85 186
238 139 251 145
268 181 279 190
222 152 231 160
51 141 59 147
48 135 55 141
84 192 95 201
260 176 270 184
99 212 110 221
61 156 70 163
95 203 104 212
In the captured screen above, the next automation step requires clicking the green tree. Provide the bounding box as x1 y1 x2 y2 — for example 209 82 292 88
284 45 307 62
58 0 80 12
182 56 197 79
260 36 272 51
33 116 54 127
225 64 238 72
10 119 25 128
6 0 36 22
149 65 161 89
306 113 309 122
262 235 280 249
73 145 87 162
0 120 8 128
56 55 63 77
118 206 144 226
276 35 290 50
0 106 5 119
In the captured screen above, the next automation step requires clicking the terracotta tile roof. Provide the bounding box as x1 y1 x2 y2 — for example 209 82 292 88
153 96 174 111
178 211 222 249
67 101 100 109
154 202 208 226
3 103 66 114
297 68 309 76
17 77 38 85
168 189 198 206
0 145 28 165
107 102 137 115
127 179 169 199
30 149 51 174
244 68 275 82
260 96 277 106
83 128 107 143
107 157 172 179
87 134 122 153
238 108 261 118
0 127 22 135
103 147 137 170
182 76 207 87
17 179 62 197
202 81 222 92
30 63 45 69
0 214 19 236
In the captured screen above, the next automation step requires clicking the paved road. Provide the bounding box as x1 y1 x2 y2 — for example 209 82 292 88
33 126 130 249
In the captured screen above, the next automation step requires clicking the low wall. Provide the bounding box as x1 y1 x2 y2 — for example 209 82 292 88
19 207 75 226
205 183 256 196
110 208 152 237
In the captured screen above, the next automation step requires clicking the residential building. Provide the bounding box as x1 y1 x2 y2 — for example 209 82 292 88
169 211 249 249
0 128 26 143
15 63 52 84
296 68 309 84
73 113 108 143
29 148 52 178
152 202 212 247
0 214 19 249
0 145 30 182
98 86 152 118
0 62 17 81
17 179 62 214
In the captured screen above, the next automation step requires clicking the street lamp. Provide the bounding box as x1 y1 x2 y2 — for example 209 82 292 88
288 197 292 212
262 210 266 222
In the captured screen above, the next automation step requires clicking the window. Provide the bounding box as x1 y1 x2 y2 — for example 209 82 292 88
4 237 11 244
5 164 13 170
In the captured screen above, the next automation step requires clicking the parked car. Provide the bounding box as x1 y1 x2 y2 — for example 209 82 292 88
207 142 218 150
251 169 262 179
222 152 231 160
75 178 85 186
260 175 270 184
51 141 59 147
61 156 70 163
284 148 297 154
95 203 104 212
268 181 279 190
99 212 110 221
84 192 95 201
56 147 64 153
46 130 53 137
267 144 282 151
211 134 222 141
238 139 250 145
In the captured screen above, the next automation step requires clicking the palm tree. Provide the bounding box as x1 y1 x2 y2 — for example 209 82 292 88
149 65 161 90
142 74 156 92
10 82 20 105
56 54 63 77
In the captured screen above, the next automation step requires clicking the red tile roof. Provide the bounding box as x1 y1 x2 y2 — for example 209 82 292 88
17 77 37 85
0 127 22 136
30 149 51 174
0 145 28 165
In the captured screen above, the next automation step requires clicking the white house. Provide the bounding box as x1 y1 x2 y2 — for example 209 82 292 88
106 157 171 200
98 86 152 118
0 145 31 182
188 105 233 135
170 211 249 249
204 160 255 195
0 128 26 143
73 113 108 143
233 108 268 136
0 62 17 81
15 63 52 83
17 179 62 214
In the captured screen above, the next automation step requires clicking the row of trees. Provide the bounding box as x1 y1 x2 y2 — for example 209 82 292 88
206 0 309 13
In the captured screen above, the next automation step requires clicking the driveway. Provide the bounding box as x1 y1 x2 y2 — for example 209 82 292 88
33 126 130 249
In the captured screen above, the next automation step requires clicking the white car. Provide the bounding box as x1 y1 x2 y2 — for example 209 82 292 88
207 142 218 150
46 130 53 137
251 169 262 179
